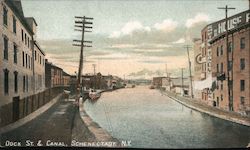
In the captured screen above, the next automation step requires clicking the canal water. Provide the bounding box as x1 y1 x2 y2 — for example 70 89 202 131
84 86 250 148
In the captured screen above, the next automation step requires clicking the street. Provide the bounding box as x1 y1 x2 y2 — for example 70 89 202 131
0 99 80 147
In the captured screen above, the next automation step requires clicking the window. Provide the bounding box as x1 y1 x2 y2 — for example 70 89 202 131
221 94 223 101
35 51 37 60
25 34 27 45
240 97 245 105
21 29 24 41
14 71 18 93
240 80 245 91
220 63 223 73
28 37 29 48
221 81 223 90
4 69 9 94
13 16 16 33
22 52 25 67
229 80 233 90
14 44 17 64
220 45 223 55
240 37 245 49
26 75 28 92
228 42 233 52
28 55 30 69
3 6 8 26
25 54 28 68
240 58 245 70
29 56 31 69
228 61 233 71
40 55 41 64
3 36 8 60
216 47 219 56
23 76 25 92
31 57 33 69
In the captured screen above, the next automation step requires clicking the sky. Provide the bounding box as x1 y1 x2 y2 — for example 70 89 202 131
21 0 249 79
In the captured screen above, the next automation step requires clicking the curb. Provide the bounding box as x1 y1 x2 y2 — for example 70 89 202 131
163 92 250 127
78 98 117 142
0 93 63 134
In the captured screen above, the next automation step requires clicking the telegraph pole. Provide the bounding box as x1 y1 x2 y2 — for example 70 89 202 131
165 64 168 77
73 16 93 104
184 45 194 98
181 68 184 96
218 5 235 111
92 64 96 90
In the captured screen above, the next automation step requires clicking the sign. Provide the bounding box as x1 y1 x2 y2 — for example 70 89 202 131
207 10 250 39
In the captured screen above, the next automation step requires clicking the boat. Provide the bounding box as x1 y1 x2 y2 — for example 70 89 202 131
89 89 101 100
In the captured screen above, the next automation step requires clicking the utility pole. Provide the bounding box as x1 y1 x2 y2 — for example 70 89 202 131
165 64 168 77
218 5 235 111
92 64 96 90
184 45 194 98
181 68 184 96
73 16 93 104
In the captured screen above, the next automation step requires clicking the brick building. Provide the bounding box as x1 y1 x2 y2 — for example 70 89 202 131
45 59 64 88
209 10 250 115
193 26 213 105
152 77 167 88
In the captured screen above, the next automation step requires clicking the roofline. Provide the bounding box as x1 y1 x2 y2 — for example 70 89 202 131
4 0 34 35
45 61 63 71
209 24 249 44
25 17 38 26
201 9 249 32
34 41 45 56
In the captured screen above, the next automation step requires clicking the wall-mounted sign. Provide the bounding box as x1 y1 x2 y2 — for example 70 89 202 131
207 10 250 39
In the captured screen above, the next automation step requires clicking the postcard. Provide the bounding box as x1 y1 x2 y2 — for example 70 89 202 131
0 0 250 149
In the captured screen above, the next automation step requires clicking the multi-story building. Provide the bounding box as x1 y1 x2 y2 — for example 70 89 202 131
45 59 64 88
193 25 214 105
33 41 46 93
193 38 203 100
62 71 71 86
152 77 167 88
209 10 250 115
0 0 46 126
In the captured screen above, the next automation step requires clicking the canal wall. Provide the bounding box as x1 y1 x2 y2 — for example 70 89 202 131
163 90 250 127
76 96 120 146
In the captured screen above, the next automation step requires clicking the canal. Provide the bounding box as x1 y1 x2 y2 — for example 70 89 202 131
84 86 250 148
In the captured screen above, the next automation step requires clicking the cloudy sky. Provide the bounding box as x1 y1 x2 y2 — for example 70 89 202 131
21 0 249 79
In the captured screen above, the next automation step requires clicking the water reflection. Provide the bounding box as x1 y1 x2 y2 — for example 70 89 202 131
84 86 250 148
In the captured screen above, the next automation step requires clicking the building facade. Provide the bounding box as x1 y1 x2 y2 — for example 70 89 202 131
0 0 34 108
45 59 64 88
0 0 47 127
194 9 250 115
33 41 46 93
152 77 167 88
193 26 214 105
209 10 250 114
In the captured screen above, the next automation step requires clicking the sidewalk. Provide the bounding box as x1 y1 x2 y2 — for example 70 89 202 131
0 97 96 147
162 90 250 127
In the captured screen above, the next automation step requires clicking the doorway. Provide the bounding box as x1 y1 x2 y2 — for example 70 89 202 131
12 96 20 122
